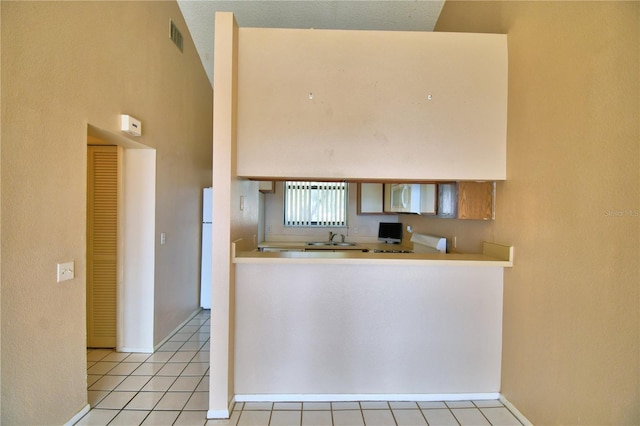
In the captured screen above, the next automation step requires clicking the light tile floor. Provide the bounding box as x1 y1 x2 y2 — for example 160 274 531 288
77 310 211 426
77 310 523 426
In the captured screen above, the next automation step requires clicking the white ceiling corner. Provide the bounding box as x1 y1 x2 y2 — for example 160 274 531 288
177 0 446 87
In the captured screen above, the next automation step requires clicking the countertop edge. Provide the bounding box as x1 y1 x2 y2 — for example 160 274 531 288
232 240 513 267
233 256 512 267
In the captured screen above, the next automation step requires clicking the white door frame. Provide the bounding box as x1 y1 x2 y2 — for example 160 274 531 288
88 125 156 352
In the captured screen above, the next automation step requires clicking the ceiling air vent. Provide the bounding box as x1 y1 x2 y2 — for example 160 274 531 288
170 19 183 52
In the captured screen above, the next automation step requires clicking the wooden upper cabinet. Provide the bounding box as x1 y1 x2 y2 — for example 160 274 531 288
437 182 494 220
236 28 507 181
457 181 494 220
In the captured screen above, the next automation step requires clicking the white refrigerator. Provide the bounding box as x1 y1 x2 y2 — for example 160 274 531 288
200 187 212 309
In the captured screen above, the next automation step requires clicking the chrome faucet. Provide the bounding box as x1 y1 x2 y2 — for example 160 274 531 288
329 232 346 243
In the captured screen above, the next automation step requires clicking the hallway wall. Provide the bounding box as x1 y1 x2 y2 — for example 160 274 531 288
435 2 639 424
0 2 212 424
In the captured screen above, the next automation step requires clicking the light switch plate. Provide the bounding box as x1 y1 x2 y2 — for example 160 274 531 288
57 261 75 282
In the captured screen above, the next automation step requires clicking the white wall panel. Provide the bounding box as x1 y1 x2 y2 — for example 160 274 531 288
235 263 503 395
237 29 507 181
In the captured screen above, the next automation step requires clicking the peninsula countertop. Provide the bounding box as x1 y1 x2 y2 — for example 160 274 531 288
234 241 513 267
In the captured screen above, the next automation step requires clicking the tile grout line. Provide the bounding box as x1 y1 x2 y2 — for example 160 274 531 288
473 400 503 426
447 406 464 426
83 312 211 425
227 400 522 426
329 404 334 426
414 403 430 426
101 353 180 424
169 316 211 425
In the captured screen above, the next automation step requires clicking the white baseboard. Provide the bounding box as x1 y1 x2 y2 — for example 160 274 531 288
234 393 500 403
117 346 154 353
64 404 90 426
499 395 533 426
153 308 202 351
207 409 231 419
207 396 236 419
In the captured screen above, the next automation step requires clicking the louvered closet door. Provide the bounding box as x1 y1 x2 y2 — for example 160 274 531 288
87 145 119 348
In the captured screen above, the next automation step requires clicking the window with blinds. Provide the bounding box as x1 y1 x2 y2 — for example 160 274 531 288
284 181 348 227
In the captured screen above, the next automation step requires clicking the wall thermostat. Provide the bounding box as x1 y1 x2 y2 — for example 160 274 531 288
120 114 142 137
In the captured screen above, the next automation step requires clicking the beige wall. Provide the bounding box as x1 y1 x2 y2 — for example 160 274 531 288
433 2 639 424
1 2 212 424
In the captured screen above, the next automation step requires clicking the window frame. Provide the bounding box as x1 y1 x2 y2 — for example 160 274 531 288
283 181 348 228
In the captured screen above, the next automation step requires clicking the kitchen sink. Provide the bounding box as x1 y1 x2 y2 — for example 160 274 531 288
306 241 357 247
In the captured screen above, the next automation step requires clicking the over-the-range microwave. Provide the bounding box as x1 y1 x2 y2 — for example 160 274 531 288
388 183 421 213
386 183 436 215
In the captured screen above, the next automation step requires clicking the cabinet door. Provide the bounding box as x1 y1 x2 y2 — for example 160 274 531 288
437 183 458 218
457 181 494 220
357 183 385 214
420 184 437 215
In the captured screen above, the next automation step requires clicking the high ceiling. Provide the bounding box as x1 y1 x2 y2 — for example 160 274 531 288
177 1 446 86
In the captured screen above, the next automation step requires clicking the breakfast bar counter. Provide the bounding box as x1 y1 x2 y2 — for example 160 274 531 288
233 241 513 267
232 240 513 402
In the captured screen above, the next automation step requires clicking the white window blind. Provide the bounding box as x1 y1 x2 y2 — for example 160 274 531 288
284 181 347 227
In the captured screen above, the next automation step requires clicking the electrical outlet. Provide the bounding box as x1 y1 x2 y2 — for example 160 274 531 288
57 261 75 283
160 232 167 245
